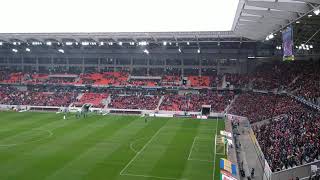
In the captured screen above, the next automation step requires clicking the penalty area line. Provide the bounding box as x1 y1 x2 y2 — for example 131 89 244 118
119 125 165 175
187 136 198 160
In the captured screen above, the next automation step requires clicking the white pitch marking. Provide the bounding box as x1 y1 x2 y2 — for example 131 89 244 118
0 129 53 147
119 125 165 175
121 173 180 180
129 137 149 154
212 117 219 180
163 127 214 132
187 136 198 160
188 158 214 163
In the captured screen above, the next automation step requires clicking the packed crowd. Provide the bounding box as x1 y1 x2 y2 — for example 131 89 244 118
255 107 320 172
287 61 320 105
160 91 233 112
226 73 250 88
229 92 301 123
230 92 320 172
0 86 77 107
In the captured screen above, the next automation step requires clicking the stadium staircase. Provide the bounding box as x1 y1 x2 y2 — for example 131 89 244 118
286 92 320 111
221 75 227 88
103 96 112 108
156 96 164 110
288 75 301 88
251 114 288 127
76 93 84 100
225 95 238 113
69 93 84 107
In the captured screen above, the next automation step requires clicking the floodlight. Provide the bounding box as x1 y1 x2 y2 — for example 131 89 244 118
268 34 274 39
197 49 201 53
58 49 64 53
32 42 42 45
130 42 135 45
65 42 73 46
0 42 2 46
118 42 123 46
178 48 181 53
139 41 148 46
187 42 190 45
163 41 167 46
81 42 89 46
296 21 300 24
310 45 313 49
25 48 31 52
143 49 149 54
314 8 320 15
46 41 52 46
12 48 18 53
308 14 313 18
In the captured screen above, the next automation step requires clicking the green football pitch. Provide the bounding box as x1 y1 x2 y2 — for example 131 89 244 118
0 111 226 180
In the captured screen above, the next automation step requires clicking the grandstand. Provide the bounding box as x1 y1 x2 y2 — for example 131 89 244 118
0 0 320 180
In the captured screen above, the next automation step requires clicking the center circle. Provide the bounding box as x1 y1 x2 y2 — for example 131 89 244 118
0 129 53 147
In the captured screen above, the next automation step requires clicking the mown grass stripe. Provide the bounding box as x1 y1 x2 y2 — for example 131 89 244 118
0 115 120 179
0 112 226 180
82 117 168 180
0 114 63 142
44 116 150 180
8 116 132 180
148 119 200 179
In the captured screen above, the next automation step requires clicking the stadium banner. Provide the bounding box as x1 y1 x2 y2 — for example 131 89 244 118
220 158 237 176
282 25 294 61
220 130 232 138
196 115 208 119
220 170 237 180
226 114 248 122
149 113 174 118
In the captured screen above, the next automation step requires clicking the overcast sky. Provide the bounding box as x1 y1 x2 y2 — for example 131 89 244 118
0 0 238 33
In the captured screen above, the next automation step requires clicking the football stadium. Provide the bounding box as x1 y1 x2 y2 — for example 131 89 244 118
0 0 319 180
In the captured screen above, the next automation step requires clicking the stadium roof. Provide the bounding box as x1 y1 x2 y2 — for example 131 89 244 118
233 0 320 40
0 0 319 44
